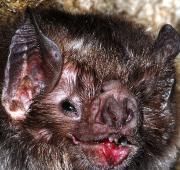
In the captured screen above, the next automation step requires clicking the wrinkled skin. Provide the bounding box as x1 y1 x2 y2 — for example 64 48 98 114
0 9 179 170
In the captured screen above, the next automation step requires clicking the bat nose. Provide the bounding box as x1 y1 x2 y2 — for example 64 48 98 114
92 95 138 129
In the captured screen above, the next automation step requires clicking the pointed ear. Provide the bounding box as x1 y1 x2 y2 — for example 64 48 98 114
153 24 180 62
1 10 63 120
149 25 180 106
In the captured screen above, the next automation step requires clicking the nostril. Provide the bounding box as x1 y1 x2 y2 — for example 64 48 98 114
101 97 119 126
100 96 137 128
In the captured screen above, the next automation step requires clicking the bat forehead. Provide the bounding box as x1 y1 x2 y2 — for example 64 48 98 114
54 61 133 102
56 61 97 99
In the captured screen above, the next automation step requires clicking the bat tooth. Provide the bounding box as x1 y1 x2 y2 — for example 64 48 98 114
114 138 118 144
108 137 113 143
120 138 128 146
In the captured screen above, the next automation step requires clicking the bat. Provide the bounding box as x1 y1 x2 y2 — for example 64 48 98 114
0 8 179 170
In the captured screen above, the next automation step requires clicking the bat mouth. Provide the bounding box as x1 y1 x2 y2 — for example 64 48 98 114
71 134 131 146
69 134 137 168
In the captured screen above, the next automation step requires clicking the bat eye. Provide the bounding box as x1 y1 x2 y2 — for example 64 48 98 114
100 88 104 93
60 100 79 119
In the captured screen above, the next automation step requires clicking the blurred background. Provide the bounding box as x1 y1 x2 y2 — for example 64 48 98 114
0 0 179 169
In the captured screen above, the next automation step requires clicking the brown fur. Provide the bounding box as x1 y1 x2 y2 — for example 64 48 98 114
0 9 179 170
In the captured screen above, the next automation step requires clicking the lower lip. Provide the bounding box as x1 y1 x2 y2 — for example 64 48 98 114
100 141 130 166
78 140 130 167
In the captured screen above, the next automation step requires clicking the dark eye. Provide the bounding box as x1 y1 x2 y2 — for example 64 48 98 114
62 100 76 112
60 100 80 119
100 87 104 93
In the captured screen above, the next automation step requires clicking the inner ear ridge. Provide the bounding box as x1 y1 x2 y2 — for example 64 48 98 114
11 18 39 55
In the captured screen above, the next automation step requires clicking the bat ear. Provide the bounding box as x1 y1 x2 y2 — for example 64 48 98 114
1 9 63 120
150 25 179 105
153 24 180 62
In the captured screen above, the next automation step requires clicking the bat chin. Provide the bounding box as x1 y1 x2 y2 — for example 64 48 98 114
69 134 138 169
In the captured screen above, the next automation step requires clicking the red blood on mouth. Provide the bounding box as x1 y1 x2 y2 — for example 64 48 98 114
98 140 130 166
72 135 130 167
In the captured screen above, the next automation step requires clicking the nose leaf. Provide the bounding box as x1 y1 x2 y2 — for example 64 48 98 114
102 97 135 128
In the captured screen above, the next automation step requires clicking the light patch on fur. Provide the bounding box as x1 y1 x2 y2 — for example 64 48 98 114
66 38 92 55
34 128 53 142
67 38 84 50
49 90 67 104
125 46 134 59
62 151 73 170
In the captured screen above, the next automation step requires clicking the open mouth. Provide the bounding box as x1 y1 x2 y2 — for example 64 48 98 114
69 134 136 167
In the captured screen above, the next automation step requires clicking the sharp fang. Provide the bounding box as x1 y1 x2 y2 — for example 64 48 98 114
114 138 118 144
108 137 113 142
121 139 128 146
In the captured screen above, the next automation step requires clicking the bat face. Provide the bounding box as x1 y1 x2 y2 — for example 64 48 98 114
0 9 179 170
35 62 140 168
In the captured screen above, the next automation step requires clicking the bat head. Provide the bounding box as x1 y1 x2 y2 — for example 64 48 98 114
1 9 180 169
